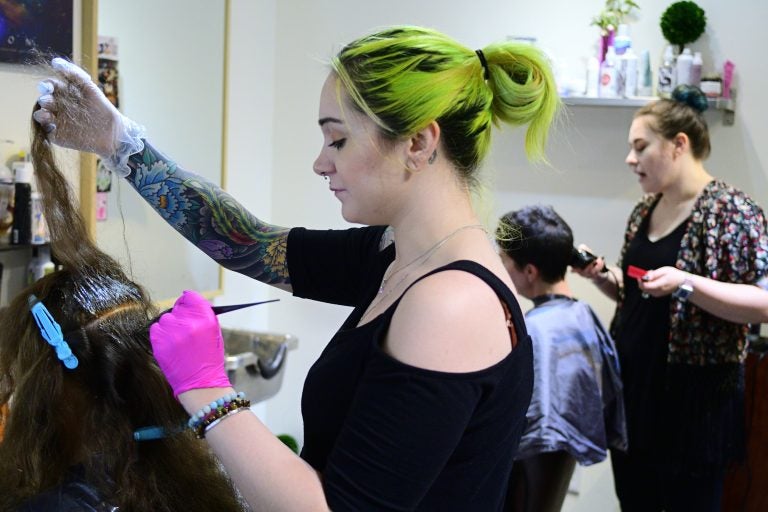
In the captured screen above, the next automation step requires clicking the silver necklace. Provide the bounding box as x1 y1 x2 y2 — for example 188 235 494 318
378 223 485 294
365 224 486 321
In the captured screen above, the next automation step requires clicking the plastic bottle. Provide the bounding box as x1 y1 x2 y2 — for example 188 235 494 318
11 161 33 245
585 56 600 97
613 24 631 56
30 192 50 245
27 245 55 284
690 52 703 88
620 47 639 97
657 45 676 97
723 60 735 99
0 162 13 244
637 49 653 96
676 48 693 87
599 46 620 98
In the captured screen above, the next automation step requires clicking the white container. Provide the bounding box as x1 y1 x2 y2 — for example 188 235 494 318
599 47 620 98
637 49 653 96
657 45 677 97
27 245 55 284
676 48 693 87
690 52 703 88
620 48 639 97
613 24 631 56
585 57 600 97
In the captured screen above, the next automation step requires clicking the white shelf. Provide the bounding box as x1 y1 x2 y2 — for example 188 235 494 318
562 95 736 125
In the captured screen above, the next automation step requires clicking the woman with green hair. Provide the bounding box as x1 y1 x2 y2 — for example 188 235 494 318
33 25 559 511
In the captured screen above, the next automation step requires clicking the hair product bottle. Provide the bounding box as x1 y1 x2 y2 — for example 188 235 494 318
690 52 703 88
0 163 13 245
599 46 620 98
657 45 676 97
30 192 50 245
637 50 653 96
27 245 55 284
586 56 600 97
676 48 693 87
10 161 33 245
620 47 638 97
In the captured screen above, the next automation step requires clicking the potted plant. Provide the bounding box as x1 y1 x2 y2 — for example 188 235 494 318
660 1 707 54
591 0 641 61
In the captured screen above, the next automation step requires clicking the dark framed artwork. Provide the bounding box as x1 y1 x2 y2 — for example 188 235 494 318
0 0 73 64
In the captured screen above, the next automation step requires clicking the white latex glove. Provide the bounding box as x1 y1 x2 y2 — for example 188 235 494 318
32 57 145 177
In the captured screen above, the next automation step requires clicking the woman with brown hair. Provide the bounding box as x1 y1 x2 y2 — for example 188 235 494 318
576 85 768 511
0 93 245 511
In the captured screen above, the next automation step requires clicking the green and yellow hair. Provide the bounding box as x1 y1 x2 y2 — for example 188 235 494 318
332 25 560 185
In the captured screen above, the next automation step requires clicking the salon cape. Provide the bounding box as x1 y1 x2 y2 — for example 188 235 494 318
516 296 628 465
16 467 117 512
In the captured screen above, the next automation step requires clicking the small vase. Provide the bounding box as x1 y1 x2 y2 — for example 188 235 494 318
600 29 615 63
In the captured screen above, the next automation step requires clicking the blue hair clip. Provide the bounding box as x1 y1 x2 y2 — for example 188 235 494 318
133 426 168 441
28 295 79 370
133 424 185 441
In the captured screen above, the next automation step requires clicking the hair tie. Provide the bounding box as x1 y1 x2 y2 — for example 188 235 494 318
475 49 490 80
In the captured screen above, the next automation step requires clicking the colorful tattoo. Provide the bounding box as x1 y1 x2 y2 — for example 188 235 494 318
126 142 290 285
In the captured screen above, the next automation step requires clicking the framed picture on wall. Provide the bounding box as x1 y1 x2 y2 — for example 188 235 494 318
0 0 73 64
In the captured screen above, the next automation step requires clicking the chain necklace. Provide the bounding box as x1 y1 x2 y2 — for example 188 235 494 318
364 224 486 321
379 224 485 294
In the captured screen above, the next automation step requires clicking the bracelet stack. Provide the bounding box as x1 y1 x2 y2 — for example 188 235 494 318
188 391 251 439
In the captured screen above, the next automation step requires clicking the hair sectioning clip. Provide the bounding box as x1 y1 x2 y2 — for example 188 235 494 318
28 294 79 370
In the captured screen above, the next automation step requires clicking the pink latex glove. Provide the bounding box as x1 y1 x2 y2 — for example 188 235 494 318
149 290 231 397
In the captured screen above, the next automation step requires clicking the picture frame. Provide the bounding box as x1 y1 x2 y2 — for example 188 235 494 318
0 0 73 64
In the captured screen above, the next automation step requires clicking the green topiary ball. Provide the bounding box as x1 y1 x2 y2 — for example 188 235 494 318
660 1 707 52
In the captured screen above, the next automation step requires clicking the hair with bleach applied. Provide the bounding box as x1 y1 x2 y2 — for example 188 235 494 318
497 205 574 283
0 62 244 512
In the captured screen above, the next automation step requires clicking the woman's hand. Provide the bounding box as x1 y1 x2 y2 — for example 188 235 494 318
32 58 145 177
638 266 688 297
149 290 231 398
570 244 607 280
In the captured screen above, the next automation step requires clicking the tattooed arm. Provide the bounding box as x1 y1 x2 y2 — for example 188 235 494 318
126 140 292 292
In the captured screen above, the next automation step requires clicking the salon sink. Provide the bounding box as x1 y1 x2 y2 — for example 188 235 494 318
222 329 298 403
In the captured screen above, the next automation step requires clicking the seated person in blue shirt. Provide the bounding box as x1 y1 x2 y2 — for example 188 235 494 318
497 205 627 512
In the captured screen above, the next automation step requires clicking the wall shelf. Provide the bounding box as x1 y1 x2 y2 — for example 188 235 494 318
0 242 48 253
562 95 736 126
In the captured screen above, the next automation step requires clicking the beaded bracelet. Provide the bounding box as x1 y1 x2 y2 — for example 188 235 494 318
188 391 251 439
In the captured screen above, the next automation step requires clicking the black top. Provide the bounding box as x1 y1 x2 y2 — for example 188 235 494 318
288 226 533 511
16 467 113 511
614 213 687 460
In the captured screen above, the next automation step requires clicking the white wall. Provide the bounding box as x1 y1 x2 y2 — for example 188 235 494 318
2 0 766 508
229 1 768 510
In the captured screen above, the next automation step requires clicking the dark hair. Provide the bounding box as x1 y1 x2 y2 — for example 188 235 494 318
0 67 244 512
634 84 711 160
496 205 574 283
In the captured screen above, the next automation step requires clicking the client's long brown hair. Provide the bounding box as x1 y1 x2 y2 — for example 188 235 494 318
0 65 244 511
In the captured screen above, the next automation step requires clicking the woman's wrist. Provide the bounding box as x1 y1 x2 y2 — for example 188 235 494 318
178 386 236 415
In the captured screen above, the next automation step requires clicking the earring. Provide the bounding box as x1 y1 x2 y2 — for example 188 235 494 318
428 150 437 165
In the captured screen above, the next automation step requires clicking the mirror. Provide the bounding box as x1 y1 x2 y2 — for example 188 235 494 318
82 0 228 304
